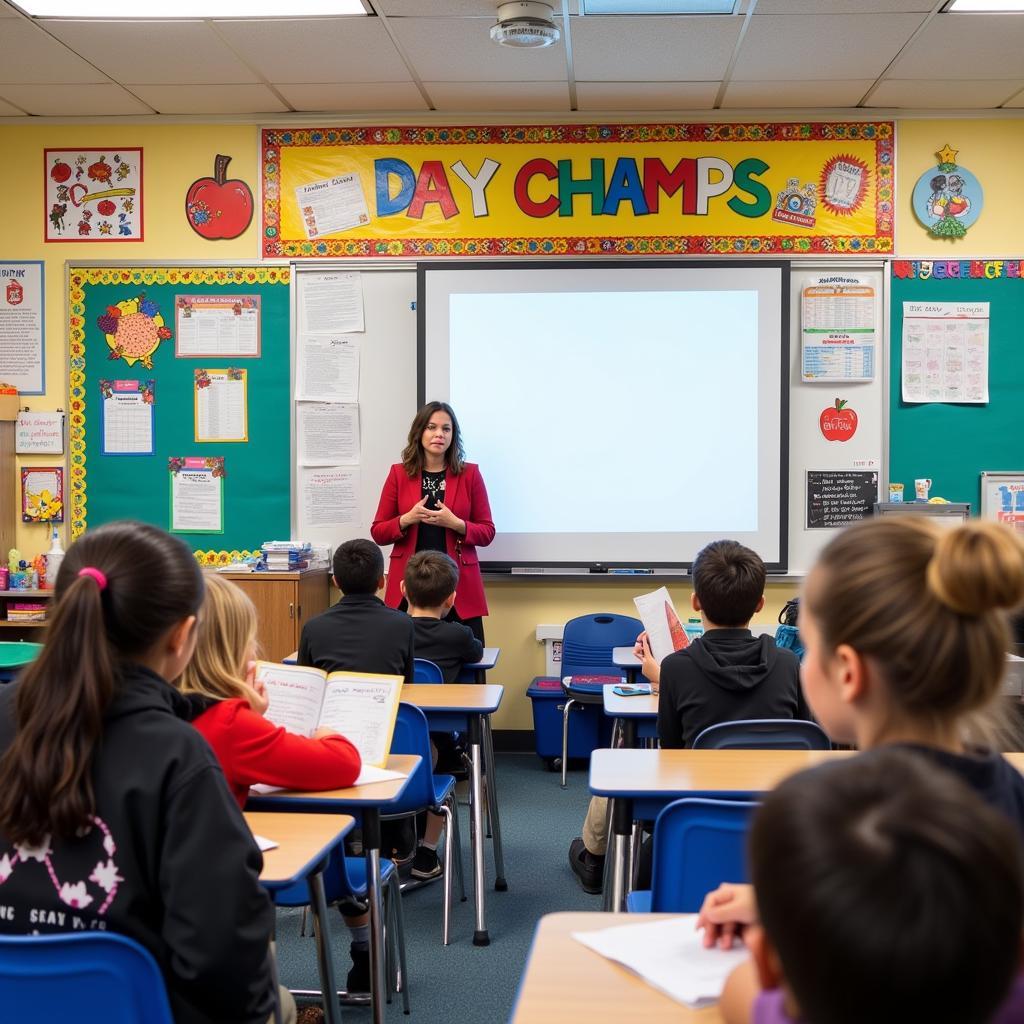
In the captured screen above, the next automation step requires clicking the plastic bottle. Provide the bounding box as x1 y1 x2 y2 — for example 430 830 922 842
44 525 64 590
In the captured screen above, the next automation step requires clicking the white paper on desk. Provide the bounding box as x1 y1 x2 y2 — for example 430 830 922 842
633 587 687 664
252 834 278 852
248 767 404 796
574 916 748 1009
297 401 359 465
296 334 359 403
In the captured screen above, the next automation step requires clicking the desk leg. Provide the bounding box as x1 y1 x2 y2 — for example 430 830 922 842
607 796 632 914
308 870 342 1024
468 715 489 946
482 715 507 892
623 719 637 750
363 808 386 1024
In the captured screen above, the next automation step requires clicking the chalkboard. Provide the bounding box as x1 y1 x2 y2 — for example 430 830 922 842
806 470 879 529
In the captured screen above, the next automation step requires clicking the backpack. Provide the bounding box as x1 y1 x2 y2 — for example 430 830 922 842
774 598 804 661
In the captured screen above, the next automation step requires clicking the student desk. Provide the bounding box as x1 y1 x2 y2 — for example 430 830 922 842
244 811 355 1024
246 754 420 1024
603 684 658 747
458 646 500 684
591 748 854 912
512 912 722 1023
612 646 642 685
400 683 506 945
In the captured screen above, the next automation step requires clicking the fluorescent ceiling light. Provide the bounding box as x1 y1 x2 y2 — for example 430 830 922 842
20 0 366 16
942 0 1024 10
581 0 738 13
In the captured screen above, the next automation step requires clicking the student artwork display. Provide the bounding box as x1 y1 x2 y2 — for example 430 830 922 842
99 379 154 455
194 368 247 443
0 261 44 395
800 276 876 382
901 301 989 404
185 155 254 241
911 145 983 240
175 294 261 357
97 292 172 369
169 456 224 534
45 148 142 242
818 399 858 443
21 466 64 523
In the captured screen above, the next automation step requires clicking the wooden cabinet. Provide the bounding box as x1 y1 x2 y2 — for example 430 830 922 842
215 570 330 663
0 589 51 641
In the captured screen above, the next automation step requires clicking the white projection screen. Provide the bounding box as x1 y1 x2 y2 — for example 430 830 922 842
419 261 789 571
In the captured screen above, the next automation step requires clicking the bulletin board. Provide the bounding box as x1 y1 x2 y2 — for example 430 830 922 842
889 265 1024 511
67 264 291 563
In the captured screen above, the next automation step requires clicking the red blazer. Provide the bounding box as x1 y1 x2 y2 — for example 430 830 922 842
371 462 495 619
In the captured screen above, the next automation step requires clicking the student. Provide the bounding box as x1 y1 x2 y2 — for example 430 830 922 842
0 521 284 1024
177 574 361 808
717 748 1024 1024
568 539 804 894
699 517 1024 960
298 538 415 685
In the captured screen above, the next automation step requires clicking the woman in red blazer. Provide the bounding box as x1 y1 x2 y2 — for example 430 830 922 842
371 401 495 641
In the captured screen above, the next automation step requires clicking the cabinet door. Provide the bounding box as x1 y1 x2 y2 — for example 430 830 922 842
228 576 298 664
296 571 330 635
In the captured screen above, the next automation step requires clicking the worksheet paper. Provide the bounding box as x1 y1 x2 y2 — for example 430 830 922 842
101 380 153 455
299 466 359 528
170 460 223 533
196 369 247 442
299 272 364 334
295 334 359 402
175 295 260 357
574 916 748 1008
250 764 405 795
633 587 687 664
297 402 359 465
801 276 876 382
295 177 370 241
901 301 989 404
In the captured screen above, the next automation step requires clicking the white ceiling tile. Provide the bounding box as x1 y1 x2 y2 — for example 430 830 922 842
0 82 152 114
276 81 428 110
374 0 506 14
127 83 288 113
572 15 740 81
722 79 874 107
215 17 412 84
0 20 109 83
576 80 717 110
755 0 932 12
866 79 1024 108
0 94 27 114
734 13 927 80
425 80 569 110
390 16 567 82
44 20 259 85
887 13 1024 80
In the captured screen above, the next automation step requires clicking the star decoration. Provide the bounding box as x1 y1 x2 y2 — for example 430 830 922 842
937 144 958 166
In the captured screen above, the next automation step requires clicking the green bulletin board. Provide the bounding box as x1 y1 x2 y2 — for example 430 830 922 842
890 266 1024 511
68 265 291 563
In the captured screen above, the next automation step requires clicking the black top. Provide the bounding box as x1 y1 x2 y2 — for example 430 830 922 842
657 628 806 748
416 469 448 553
0 666 276 1024
298 592 415 685
411 616 484 683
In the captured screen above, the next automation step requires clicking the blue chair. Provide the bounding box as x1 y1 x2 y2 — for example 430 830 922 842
413 658 444 683
559 613 642 788
0 931 174 1022
626 798 757 913
692 719 831 750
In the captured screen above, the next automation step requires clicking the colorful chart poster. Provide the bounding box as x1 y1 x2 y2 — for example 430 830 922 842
195 368 248 442
801 276 876 382
175 294 261 357
169 456 224 533
901 301 989 404
44 149 142 242
99 379 154 455
296 335 359 402
299 466 359 528
0 261 44 394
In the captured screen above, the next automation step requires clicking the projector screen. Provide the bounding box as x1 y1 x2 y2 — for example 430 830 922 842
419 261 789 570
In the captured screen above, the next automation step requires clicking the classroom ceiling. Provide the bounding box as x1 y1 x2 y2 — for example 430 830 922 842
2 0 1024 118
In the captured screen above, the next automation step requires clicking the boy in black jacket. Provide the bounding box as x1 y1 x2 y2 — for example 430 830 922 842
569 539 805 894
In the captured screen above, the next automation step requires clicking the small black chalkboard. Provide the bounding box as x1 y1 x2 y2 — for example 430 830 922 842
806 471 879 530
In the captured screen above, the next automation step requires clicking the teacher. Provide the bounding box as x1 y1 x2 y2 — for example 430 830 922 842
371 401 494 642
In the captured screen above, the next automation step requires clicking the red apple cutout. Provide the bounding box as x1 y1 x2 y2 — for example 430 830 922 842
185 154 254 240
50 159 71 183
820 399 858 442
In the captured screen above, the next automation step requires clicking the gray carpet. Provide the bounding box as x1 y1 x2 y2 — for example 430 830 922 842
274 753 600 1022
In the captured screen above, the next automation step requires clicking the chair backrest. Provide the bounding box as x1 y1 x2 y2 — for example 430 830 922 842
561 613 643 677
649 798 757 913
692 719 831 751
413 658 444 683
387 702 442 813
0 931 174 1023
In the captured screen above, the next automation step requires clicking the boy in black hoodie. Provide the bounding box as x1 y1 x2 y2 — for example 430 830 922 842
569 540 805 894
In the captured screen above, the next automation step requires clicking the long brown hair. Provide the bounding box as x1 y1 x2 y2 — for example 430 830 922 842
0 521 204 846
400 401 465 477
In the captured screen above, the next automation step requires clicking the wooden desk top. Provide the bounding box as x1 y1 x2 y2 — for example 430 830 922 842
244 811 354 887
251 754 420 805
602 684 658 719
400 683 503 714
590 748 854 797
511 913 721 1024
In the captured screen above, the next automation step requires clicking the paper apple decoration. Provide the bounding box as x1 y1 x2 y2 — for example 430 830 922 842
819 399 858 442
50 158 72 183
185 154 253 240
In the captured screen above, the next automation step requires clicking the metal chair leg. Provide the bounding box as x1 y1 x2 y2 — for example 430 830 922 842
561 697 576 788
390 871 411 1015
450 792 467 903
440 801 455 946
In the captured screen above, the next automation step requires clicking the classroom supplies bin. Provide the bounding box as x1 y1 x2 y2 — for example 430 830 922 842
0 641 43 684
526 677 614 765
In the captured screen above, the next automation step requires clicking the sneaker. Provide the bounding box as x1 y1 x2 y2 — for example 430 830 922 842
568 837 604 895
346 943 370 994
410 845 442 881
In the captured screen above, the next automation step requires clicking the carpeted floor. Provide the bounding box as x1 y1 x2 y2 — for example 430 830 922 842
274 752 601 1023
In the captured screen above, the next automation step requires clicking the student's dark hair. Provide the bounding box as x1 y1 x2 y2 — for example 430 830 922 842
404 551 459 608
750 748 1024 1024
0 521 204 847
333 538 384 595
690 540 765 626
401 401 465 477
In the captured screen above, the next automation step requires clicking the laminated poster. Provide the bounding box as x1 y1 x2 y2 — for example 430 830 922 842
99 379 154 455
169 457 224 534
175 295 260 357
195 368 247 443
801 276 876 383
0 261 44 394
45 149 142 242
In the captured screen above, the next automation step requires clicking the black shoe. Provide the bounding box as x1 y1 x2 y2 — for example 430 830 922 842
410 845 442 880
569 837 604 895
346 943 370 993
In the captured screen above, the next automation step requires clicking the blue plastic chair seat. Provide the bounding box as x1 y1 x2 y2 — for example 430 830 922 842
692 719 831 751
413 659 444 683
625 890 652 913
271 852 397 907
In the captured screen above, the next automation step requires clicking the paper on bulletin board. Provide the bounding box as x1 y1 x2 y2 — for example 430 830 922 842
297 401 359 465
295 176 370 240
169 457 224 533
801 276 876 382
901 301 989 404
299 466 359 528
298 271 364 334
15 410 64 454
0 261 44 395
195 368 248 443
296 334 359 402
175 294 261 357
100 379 154 455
